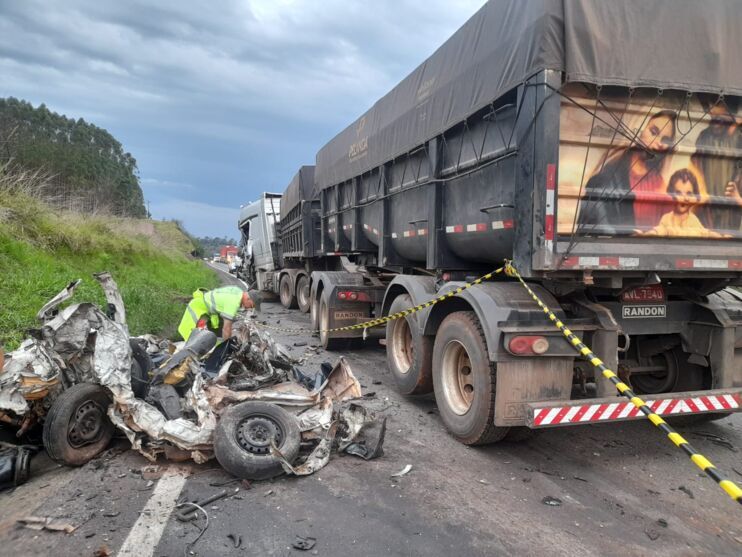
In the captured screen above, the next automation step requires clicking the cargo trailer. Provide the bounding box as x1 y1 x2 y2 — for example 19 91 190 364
240 0 742 444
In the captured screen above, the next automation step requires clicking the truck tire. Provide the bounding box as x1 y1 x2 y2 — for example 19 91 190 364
43 383 115 466
432 311 510 445
296 275 311 313
319 295 349 351
311 291 320 331
386 294 433 395
214 401 300 481
279 274 297 309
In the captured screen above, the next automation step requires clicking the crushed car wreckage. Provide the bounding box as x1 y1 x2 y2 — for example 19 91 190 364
0 273 385 484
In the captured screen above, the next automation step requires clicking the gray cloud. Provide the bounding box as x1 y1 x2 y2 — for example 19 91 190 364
0 0 486 237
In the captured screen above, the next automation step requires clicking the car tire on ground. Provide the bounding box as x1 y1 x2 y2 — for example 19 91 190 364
432 311 510 445
296 275 311 313
214 401 301 481
386 294 433 395
43 383 115 466
319 294 350 351
279 274 297 309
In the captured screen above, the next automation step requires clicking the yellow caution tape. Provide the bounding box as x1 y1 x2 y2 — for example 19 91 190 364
503 260 742 506
254 266 506 335
254 257 742 505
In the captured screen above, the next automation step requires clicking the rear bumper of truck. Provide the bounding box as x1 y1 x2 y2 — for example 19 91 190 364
525 389 742 428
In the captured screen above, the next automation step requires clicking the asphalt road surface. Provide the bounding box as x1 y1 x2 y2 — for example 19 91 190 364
1 271 742 556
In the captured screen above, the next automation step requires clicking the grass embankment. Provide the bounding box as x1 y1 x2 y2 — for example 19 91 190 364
0 168 219 350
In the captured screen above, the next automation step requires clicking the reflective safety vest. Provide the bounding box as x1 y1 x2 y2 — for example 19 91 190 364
177 286 244 340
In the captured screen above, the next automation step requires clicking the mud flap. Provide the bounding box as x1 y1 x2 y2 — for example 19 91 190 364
494 358 573 427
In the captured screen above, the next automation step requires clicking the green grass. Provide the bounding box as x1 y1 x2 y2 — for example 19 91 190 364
0 179 219 349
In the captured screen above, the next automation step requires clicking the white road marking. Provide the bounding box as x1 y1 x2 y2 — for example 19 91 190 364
116 468 189 557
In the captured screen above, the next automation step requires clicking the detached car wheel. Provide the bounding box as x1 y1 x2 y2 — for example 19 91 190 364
386 294 433 395
214 401 300 481
43 383 115 466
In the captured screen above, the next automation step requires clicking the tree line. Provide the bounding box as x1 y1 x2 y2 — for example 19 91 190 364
0 97 147 217
196 235 238 256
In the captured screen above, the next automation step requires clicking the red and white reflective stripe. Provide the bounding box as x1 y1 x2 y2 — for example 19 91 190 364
362 224 379 236
544 163 556 255
393 228 427 239
445 221 513 234
561 256 640 269
325 251 343 256
342 224 353 230
328 227 335 234
492 219 514 230
676 259 742 270
532 393 740 427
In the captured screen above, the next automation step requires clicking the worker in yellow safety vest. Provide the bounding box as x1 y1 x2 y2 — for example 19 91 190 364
177 286 255 341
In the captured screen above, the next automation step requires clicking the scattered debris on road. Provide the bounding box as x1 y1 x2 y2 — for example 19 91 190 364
0 273 386 485
17 515 77 534
391 464 413 478
292 535 317 551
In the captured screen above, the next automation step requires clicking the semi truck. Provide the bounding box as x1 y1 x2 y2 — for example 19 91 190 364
238 0 742 445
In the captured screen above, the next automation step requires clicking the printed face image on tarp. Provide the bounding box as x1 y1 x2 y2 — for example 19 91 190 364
557 84 742 240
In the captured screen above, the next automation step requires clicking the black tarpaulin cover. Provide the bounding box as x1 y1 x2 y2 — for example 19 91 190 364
281 165 316 221
315 0 742 190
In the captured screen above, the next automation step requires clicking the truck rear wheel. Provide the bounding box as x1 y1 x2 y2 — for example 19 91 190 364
311 291 320 331
296 275 311 313
279 274 297 309
319 295 349 351
386 294 433 395
432 311 509 445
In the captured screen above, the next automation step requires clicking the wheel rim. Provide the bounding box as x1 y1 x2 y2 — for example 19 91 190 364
311 296 319 329
67 400 106 448
390 317 414 374
320 301 329 343
298 280 309 308
235 414 284 454
440 340 475 415
280 279 290 305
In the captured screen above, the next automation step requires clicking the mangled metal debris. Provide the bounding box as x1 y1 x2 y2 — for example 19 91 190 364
0 273 386 483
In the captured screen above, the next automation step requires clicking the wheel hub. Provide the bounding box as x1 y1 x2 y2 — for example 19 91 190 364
391 318 414 374
236 415 284 454
441 340 475 415
68 401 104 448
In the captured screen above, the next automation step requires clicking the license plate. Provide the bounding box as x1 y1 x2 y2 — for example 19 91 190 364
621 285 665 303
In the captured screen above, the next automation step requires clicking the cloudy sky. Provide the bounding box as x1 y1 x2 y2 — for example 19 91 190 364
0 0 485 238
